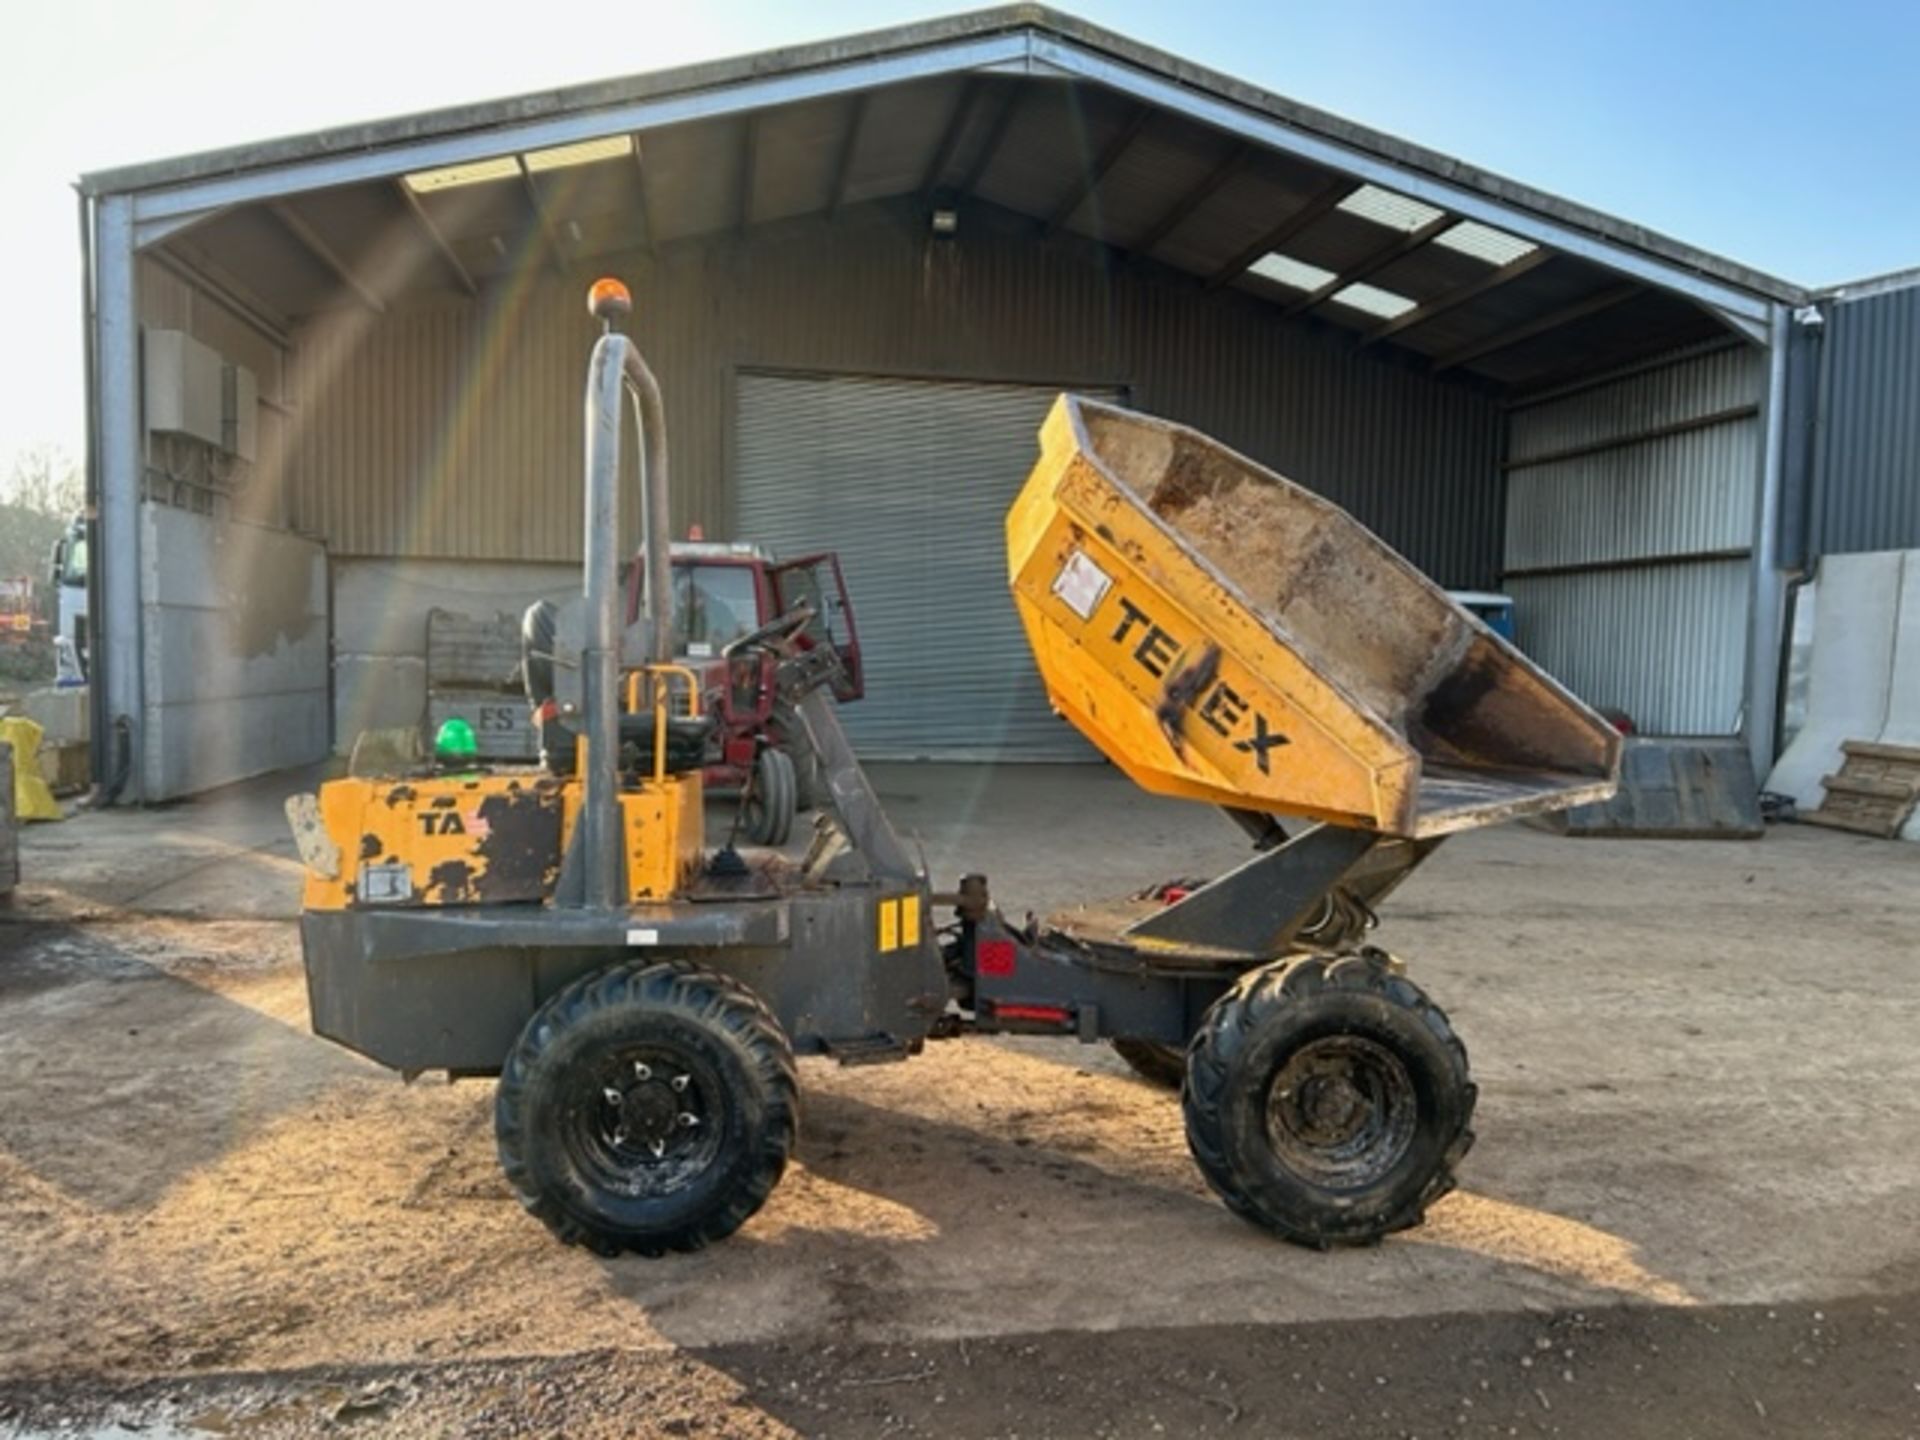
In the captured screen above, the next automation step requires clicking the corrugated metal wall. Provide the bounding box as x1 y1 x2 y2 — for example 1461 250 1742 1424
1504 345 1764 734
1815 281 1920 556
283 202 1503 587
736 373 1110 760
137 258 292 528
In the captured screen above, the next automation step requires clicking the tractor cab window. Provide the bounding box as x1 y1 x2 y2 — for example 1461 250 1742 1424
773 563 846 651
672 563 759 656
771 553 863 701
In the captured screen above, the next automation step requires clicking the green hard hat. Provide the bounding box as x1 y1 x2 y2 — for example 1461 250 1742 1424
435 716 479 762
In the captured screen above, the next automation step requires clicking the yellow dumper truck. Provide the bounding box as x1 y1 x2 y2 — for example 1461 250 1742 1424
289 279 1618 1257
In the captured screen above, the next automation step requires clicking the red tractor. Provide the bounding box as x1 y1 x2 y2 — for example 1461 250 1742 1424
629 542 862 845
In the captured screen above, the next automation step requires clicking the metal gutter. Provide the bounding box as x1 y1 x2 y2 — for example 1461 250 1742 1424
1815 264 1920 303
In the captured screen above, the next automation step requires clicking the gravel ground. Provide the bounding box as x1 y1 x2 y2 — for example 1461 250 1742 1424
2 763 1918 1436
1 1293 1914 1438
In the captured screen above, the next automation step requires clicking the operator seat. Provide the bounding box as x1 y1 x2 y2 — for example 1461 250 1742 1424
522 597 714 779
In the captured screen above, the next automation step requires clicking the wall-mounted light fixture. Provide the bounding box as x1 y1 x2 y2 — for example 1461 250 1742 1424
930 206 959 237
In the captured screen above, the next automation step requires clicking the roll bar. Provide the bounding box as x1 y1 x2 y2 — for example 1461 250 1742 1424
579 281 672 909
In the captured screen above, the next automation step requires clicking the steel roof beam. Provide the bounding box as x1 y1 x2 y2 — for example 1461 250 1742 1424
123 31 1031 224
116 27 1781 329
1281 213 1451 318
630 138 656 255
1206 176 1358 292
133 208 226 250
827 93 870 218
1356 246 1551 348
921 78 983 198
1034 35 1775 327
1042 107 1150 240
268 201 385 315
954 80 1022 198
1430 283 1641 374
149 245 294 346
737 114 759 235
393 181 477 297
1126 143 1249 259
516 161 567 276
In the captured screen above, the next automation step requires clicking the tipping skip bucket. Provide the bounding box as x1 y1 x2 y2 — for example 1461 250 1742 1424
1008 397 1621 837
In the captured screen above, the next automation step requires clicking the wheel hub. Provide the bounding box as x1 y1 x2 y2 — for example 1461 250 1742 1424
1298 1073 1366 1140
1265 1035 1418 1191
593 1058 707 1164
620 1083 679 1144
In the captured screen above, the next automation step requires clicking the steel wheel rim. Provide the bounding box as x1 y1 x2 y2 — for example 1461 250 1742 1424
563 1041 726 1198
1264 1035 1417 1190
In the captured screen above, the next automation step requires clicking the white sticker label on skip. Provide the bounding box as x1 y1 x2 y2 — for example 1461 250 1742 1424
626 928 660 946
1052 549 1113 621
357 862 413 905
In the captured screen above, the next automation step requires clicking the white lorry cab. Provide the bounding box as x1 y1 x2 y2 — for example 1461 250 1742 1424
48 517 87 678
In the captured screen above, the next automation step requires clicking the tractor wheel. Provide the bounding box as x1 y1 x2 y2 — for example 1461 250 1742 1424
1183 950 1474 1248
743 747 796 846
1111 1037 1186 1089
495 961 798 1257
772 702 828 813
521 599 559 708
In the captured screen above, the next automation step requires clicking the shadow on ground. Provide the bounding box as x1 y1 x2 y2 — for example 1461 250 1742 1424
0 923 362 1210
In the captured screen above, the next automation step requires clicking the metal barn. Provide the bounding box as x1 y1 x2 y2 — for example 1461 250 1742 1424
76 6 1808 800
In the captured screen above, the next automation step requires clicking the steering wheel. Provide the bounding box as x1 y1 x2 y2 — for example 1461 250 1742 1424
721 602 816 659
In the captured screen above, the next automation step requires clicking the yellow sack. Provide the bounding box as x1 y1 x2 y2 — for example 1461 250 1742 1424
1 716 63 822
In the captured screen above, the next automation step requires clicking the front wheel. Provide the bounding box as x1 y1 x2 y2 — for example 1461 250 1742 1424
495 961 798 1256
1183 951 1474 1247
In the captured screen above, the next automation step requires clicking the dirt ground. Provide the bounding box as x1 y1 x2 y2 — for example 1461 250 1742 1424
2 763 1919 1437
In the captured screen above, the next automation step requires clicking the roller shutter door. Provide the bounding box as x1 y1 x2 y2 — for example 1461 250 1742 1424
734 373 1111 761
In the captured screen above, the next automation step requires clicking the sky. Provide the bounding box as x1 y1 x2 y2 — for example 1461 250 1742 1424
1 0 1916 474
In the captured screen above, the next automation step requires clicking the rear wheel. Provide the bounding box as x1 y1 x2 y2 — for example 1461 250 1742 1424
495 961 798 1256
1111 1037 1186 1089
1183 950 1474 1247
772 702 828 813
742 746 796 846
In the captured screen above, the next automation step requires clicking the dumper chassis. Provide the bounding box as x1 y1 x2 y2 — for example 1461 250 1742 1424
290 280 1618 1257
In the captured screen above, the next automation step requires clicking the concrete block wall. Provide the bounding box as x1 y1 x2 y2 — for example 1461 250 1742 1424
140 505 329 800
330 558 575 755
1766 549 1920 839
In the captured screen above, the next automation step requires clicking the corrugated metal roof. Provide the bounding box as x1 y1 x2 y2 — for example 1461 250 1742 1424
75 7 1802 308
88 8 1801 398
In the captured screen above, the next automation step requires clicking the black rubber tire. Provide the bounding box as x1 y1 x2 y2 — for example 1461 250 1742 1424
1183 951 1475 1248
773 704 828 813
1111 1037 1187 1090
788 741 828 813
743 747 796 847
495 960 798 1257
521 599 559 708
